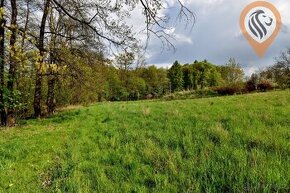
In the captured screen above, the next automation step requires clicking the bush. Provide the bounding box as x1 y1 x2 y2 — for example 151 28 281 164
245 81 257 92
161 89 218 101
212 85 244 95
257 82 274 92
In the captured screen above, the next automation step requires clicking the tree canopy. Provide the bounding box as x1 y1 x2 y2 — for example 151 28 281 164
0 0 195 126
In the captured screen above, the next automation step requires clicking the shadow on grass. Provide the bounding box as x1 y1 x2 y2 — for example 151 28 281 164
17 109 83 126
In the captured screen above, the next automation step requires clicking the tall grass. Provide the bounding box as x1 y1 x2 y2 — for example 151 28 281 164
0 90 289 192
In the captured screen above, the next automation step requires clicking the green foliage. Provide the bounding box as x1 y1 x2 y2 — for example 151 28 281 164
220 58 244 85
0 90 289 192
168 61 184 92
213 84 245 95
192 60 222 89
0 0 195 122
166 59 244 94
259 48 290 89
182 64 194 90
139 66 169 96
53 48 104 106
127 75 146 100
0 87 29 118
2 88 27 110
162 89 218 101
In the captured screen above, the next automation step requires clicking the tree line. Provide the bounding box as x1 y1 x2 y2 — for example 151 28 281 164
168 59 244 92
168 52 290 96
256 49 290 89
0 0 289 127
0 0 194 126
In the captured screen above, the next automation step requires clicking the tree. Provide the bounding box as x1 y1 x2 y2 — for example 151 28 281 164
183 64 194 90
261 49 290 89
192 60 222 89
139 65 169 96
33 0 51 118
116 52 135 86
221 58 244 85
127 75 146 101
193 62 208 89
6 0 18 126
0 0 6 125
0 0 195 125
246 73 259 92
168 61 184 92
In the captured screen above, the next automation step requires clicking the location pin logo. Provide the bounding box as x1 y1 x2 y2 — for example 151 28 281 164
240 1 282 57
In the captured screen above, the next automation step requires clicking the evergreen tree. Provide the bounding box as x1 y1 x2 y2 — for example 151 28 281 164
183 64 194 90
168 61 184 92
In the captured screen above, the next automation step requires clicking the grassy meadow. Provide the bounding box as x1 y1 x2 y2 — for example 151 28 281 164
0 90 289 192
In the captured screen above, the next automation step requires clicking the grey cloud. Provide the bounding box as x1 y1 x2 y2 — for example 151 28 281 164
143 0 290 75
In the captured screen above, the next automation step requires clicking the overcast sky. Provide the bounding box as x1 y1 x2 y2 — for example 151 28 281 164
137 0 290 75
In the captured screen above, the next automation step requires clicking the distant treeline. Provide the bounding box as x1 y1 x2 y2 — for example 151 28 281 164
5 48 290 123
84 58 246 103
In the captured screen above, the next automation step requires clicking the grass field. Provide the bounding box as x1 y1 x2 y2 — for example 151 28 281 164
0 90 289 193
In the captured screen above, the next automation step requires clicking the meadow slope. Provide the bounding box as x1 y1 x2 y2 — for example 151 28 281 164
0 90 289 192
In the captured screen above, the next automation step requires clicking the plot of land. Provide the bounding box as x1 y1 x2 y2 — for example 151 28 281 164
0 90 289 192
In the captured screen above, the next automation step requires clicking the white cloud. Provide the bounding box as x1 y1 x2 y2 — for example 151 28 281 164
174 33 193 44
164 27 176 35
244 66 259 77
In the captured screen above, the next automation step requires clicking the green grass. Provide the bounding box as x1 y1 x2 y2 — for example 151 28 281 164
0 90 290 193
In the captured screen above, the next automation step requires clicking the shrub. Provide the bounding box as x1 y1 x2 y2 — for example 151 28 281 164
257 82 274 92
162 89 218 101
212 85 244 95
245 81 257 92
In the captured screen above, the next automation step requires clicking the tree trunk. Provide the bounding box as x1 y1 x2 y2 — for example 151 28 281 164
6 0 18 127
17 0 30 89
33 0 51 118
46 52 56 116
20 0 30 50
0 0 7 126
46 73 56 116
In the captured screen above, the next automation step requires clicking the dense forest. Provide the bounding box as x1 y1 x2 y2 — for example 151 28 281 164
0 0 289 127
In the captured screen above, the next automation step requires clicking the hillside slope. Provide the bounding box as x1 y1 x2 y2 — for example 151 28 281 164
0 90 289 192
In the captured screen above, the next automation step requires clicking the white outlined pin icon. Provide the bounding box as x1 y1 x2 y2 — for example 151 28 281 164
240 1 282 57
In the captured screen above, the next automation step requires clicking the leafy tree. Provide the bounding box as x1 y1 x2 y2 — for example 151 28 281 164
168 61 184 92
192 60 222 89
116 52 135 86
183 64 194 90
0 0 195 126
220 58 244 85
33 0 51 118
246 73 259 92
208 67 222 87
127 75 146 101
0 0 6 125
6 0 18 126
260 49 290 89
139 66 169 96
104 66 123 101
